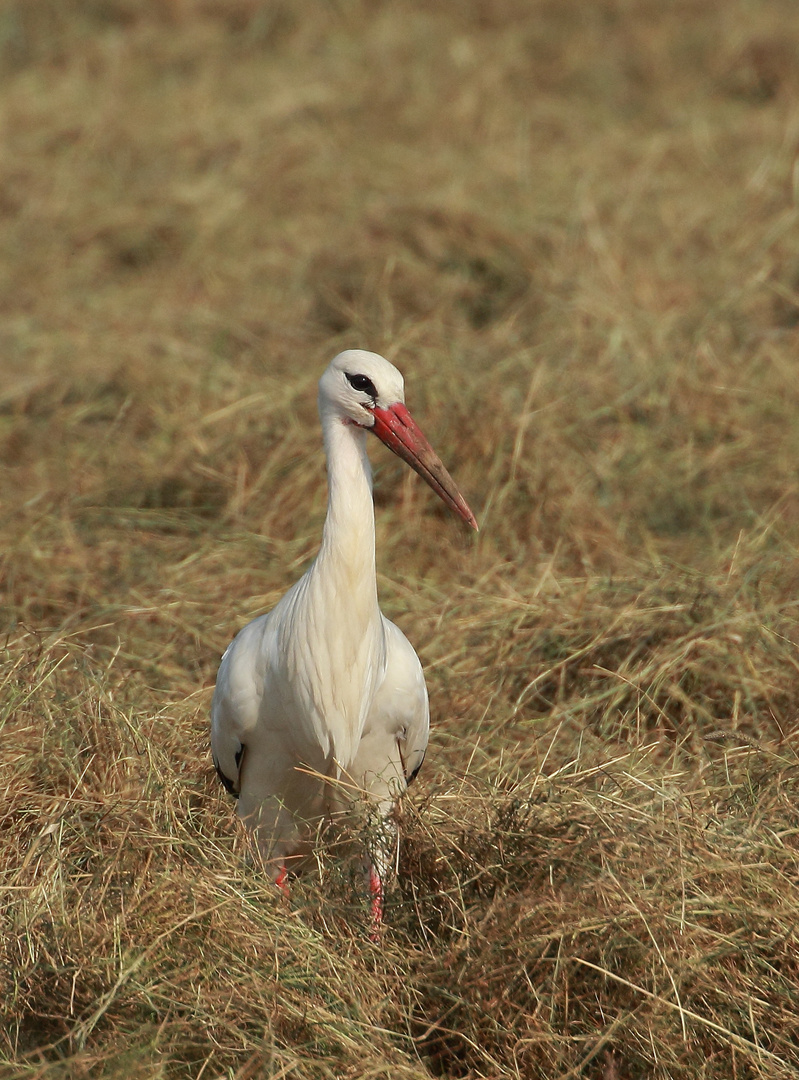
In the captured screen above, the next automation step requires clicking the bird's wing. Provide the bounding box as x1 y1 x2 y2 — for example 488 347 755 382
350 616 429 795
379 616 430 782
210 613 271 796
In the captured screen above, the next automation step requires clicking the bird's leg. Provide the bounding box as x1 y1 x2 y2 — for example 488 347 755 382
275 863 290 898
368 864 384 941
366 814 394 940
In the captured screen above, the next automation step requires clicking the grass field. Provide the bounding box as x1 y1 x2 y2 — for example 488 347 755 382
3 1 799 1076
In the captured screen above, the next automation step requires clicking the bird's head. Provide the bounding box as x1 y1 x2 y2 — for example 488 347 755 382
319 349 406 427
319 350 478 530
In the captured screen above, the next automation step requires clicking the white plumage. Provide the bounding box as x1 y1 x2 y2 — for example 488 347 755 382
211 350 476 924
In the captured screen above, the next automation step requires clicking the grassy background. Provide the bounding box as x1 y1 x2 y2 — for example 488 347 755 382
3 0 799 1076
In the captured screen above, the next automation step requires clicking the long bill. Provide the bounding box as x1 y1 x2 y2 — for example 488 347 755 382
370 403 478 530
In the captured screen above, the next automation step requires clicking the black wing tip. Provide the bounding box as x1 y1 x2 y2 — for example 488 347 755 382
406 749 426 786
213 754 240 798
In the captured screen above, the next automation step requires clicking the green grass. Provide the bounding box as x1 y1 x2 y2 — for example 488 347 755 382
3 1 799 1076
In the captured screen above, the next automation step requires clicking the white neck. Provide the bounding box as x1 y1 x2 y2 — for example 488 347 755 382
312 414 378 612
276 410 382 769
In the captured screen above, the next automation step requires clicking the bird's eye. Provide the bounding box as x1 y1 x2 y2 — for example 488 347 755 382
345 372 378 398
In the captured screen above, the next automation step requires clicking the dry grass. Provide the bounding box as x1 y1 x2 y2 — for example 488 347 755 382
3 0 799 1076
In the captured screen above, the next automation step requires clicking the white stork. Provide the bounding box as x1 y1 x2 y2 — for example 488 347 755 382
211 350 476 928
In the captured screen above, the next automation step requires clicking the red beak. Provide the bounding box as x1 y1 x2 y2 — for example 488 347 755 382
370 403 478 530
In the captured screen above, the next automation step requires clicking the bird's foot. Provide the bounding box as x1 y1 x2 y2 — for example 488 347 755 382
275 864 290 898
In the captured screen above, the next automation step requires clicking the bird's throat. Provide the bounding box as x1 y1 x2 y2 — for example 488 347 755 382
316 418 379 617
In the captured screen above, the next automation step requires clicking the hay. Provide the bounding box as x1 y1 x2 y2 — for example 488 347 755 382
3 1 799 1076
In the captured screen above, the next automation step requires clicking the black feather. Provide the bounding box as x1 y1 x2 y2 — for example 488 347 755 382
213 751 241 798
405 748 425 785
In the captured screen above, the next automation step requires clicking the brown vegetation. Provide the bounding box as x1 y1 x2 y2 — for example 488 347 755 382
3 1 799 1076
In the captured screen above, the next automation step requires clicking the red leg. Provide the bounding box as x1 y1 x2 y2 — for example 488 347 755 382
275 864 290 898
368 865 384 941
